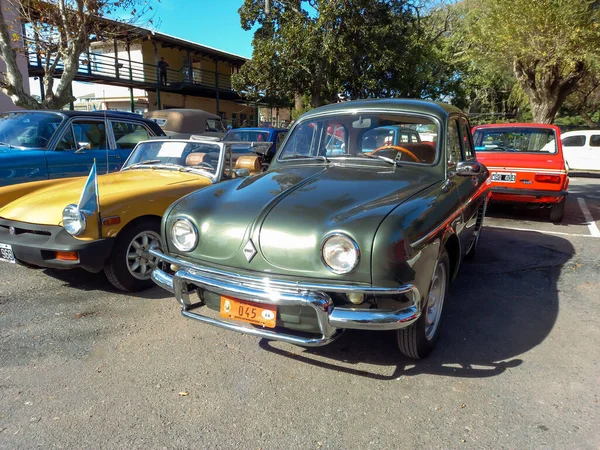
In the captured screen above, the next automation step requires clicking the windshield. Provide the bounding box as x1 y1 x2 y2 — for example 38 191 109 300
0 112 63 148
278 113 439 165
123 141 223 174
223 130 270 142
473 128 557 154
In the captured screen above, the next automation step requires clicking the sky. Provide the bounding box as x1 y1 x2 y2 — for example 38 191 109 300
149 0 255 58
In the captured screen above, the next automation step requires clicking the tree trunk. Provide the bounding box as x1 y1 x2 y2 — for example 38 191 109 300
529 96 561 124
514 57 586 124
0 5 41 108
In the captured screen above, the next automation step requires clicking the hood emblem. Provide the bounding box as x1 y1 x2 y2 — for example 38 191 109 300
243 239 257 263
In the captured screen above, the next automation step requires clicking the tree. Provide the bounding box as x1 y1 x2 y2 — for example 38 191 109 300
561 61 600 127
233 0 458 111
0 0 157 109
457 0 600 124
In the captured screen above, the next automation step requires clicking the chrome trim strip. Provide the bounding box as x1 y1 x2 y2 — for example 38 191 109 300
149 247 417 296
149 249 421 347
410 179 491 249
181 309 344 347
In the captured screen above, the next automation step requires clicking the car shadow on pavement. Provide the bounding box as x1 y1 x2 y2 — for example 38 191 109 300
41 268 172 300
259 227 575 380
486 197 586 226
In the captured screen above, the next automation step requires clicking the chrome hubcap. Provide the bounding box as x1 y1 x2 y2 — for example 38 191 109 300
425 260 447 341
126 230 161 280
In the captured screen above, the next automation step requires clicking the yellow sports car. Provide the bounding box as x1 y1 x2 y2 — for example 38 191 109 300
0 138 265 291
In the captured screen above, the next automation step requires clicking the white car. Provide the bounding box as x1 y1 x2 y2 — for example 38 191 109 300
561 130 600 171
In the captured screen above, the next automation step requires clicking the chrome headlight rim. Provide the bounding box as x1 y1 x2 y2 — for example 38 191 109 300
62 204 87 237
320 232 360 275
170 217 198 252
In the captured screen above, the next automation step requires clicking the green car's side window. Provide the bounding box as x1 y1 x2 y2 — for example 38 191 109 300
447 119 463 165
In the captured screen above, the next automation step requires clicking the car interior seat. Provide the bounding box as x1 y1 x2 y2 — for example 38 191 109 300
234 155 261 175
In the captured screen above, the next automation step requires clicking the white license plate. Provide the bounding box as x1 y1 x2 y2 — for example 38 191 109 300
491 172 517 183
0 242 16 263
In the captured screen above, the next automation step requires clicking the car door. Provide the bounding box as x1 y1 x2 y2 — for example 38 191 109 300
584 134 600 171
449 116 486 253
561 134 586 170
108 120 152 164
47 118 116 178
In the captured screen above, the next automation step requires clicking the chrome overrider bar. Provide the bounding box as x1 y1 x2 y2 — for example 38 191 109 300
149 247 421 347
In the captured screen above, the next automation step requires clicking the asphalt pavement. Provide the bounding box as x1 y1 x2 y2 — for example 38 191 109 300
1 178 599 449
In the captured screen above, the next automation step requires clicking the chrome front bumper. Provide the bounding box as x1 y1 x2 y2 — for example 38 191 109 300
150 248 421 347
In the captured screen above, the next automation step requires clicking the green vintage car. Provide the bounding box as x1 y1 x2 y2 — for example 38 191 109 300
150 99 491 359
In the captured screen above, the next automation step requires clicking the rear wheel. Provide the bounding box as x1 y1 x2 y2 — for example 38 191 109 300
104 219 162 292
549 199 565 223
396 249 450 359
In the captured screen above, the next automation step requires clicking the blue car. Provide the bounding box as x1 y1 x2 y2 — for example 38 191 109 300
0 110 165 187
223 127 288 163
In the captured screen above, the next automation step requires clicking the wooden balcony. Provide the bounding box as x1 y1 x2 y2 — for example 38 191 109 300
28 51 241 101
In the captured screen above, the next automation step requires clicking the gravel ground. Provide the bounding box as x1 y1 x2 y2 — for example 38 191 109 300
1 178 599 450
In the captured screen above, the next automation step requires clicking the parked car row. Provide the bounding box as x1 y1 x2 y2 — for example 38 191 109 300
0 99 583 359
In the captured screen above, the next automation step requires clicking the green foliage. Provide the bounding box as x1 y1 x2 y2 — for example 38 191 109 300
455 0 600 123
233 0 464 111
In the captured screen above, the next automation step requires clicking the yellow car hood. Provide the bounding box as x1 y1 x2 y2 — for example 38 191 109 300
0 169 207 225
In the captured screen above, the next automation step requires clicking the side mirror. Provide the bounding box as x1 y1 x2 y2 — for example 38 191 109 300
455 161 482 176
75 142 91 153
234 168 250 178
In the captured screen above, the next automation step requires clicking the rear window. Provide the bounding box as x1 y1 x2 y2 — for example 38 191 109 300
473 127 557 154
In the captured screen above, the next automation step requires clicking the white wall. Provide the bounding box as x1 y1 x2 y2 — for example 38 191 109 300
0 0 30 112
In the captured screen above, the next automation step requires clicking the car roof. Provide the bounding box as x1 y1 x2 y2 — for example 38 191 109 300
473 123 560 131
300 98 464 120
6 110 147 119
228 127 288 133
561 130 600 136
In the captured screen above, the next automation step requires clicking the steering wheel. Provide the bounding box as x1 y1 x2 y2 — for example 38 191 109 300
371 145 420 163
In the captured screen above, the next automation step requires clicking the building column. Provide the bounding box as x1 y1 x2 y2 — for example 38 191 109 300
215 59 220 115
153 39 161 110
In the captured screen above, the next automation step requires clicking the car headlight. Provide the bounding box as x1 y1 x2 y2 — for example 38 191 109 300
321 233 360 274
170 218 198 252
62 204 86 236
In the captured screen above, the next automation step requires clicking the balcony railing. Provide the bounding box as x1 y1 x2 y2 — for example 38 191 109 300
28 51 233 91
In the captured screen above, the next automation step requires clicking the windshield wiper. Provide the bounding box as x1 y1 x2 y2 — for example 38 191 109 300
360 153 403 167
288 154 330 163
128 159 161 168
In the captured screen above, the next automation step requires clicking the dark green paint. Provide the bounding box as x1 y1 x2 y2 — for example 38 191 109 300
161 99 489 312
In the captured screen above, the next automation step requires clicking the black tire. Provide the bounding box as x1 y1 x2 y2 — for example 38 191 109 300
104 218 162 292
465 199 488 260
396 249 450 359
549 199 565 223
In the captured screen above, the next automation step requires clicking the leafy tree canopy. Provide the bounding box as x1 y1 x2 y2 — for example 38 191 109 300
233 0 463 110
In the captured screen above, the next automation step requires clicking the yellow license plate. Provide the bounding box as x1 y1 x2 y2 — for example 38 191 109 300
219 296 277 328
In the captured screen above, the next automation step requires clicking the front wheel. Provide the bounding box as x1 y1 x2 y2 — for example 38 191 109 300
104 219 162 292
396 249 450 359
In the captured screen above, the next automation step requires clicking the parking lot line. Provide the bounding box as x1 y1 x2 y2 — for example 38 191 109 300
485 225 600 238
577 197 600 237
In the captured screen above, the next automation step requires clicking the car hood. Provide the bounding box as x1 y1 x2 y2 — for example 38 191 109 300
0 169 205 225
166 164 438 280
